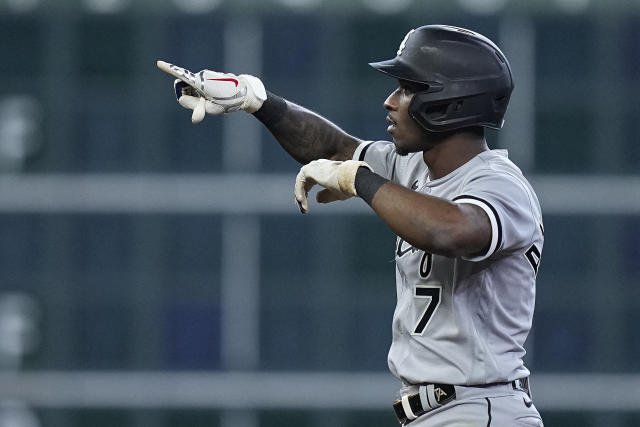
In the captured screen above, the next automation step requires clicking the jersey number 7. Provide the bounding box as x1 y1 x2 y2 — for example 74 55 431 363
412 252 441 335
412 285 442 335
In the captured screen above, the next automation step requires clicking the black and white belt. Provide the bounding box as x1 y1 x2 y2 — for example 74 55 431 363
392 378 531 425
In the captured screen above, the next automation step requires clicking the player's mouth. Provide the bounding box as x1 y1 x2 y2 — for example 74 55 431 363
386 115 397 133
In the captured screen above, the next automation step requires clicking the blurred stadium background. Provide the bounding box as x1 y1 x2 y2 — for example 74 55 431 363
0 0 639 425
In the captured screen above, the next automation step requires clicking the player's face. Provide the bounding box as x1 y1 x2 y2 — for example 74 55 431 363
384 80 430 155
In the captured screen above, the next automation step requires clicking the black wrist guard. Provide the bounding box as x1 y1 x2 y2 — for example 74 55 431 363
355 167 389 206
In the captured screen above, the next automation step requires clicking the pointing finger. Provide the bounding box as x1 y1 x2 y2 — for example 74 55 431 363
157 60 200 91
157 60 189 79
157 60 184 79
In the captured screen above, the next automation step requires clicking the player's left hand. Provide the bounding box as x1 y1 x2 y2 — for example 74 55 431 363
294 159 372 213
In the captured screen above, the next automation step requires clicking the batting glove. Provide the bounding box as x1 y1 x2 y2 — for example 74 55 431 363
156 60 267 124
294 159 372 214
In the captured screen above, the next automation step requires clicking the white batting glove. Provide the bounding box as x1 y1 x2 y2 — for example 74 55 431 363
157 60 267 123
294 159 372 214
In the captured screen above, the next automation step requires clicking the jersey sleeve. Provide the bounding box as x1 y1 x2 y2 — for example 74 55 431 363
352 141 397 180
453 171 540 262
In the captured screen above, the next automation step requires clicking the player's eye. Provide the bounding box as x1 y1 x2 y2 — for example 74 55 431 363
398 79 429 94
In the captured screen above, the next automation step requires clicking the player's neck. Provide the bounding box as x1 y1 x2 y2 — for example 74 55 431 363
422 134 488 180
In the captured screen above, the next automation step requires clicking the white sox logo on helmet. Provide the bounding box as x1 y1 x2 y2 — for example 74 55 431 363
397 29 415 56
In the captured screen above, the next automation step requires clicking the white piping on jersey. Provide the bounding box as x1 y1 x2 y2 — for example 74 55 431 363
453 197 500 262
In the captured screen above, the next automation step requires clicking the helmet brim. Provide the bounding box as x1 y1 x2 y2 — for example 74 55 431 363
369 57 428 85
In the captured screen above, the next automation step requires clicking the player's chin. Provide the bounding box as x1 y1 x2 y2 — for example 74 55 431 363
392 139 415 157
390 136 406 156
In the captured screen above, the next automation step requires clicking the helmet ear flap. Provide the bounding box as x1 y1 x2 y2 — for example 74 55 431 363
408 93 466 132
492 93 510 113
424 102 453 123
408 92 444 131
410 89 511 132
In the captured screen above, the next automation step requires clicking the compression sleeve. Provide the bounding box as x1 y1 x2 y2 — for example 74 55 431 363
252 91 288 127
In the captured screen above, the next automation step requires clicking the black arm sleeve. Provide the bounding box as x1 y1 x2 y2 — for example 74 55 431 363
252 91 288 128
250 90 360 164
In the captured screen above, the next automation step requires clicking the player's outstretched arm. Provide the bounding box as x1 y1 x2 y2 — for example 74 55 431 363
253 92 361 164
157 60 361 164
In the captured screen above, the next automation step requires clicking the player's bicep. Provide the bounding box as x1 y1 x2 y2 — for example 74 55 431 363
457 172 541 260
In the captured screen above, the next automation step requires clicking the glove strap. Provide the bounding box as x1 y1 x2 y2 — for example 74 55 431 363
240 74 267 113
337 161 370 197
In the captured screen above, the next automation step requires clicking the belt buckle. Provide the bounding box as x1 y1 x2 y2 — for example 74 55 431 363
393 393 424 425
392 398 410 425
392 384 456 425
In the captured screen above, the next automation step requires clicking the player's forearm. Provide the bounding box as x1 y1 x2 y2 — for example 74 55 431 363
356 168 490 257
253 92 361 164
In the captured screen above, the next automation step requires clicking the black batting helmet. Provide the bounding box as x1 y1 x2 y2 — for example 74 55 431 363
369 25 514 133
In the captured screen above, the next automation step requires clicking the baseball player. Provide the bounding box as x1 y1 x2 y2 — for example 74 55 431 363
159 24 544 426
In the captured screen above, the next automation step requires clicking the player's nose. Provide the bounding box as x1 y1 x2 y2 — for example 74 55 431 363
384 88 399 111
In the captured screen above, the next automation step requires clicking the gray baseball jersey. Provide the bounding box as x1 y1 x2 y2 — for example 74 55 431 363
353 141 543 386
